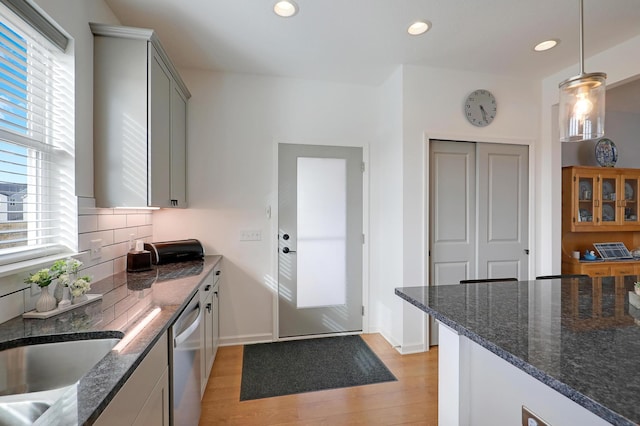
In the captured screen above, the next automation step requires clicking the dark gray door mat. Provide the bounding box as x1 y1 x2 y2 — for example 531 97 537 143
240 335 397 401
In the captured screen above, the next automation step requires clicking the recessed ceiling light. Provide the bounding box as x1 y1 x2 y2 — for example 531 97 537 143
274 0 298 17
534 39 559 52
407 20 431 36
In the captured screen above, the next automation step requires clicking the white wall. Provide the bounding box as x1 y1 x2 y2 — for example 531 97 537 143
152 70 382 345
151 63 541 351
562 110 640 167
370 67 404 347
399 65 539 351
541 34 640 274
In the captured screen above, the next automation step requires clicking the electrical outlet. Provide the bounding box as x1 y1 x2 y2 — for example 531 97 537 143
240 230 262 241
90 239 103 260
128 234 136 250
522 406 549 426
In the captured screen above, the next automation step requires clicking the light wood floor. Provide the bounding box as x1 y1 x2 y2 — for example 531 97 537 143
200 333 438 425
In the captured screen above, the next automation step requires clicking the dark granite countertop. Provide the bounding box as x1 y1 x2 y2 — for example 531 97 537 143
0 255 222 425
396 276 640 426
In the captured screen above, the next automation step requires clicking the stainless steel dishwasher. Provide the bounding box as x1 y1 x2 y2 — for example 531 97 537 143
170 291 202 426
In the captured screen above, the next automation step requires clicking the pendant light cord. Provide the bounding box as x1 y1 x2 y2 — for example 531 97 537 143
579 0 585 75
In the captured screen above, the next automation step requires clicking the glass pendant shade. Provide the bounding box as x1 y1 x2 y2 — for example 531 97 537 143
559 72 606 142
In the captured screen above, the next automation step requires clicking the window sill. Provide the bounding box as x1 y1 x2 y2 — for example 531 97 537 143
0 251 76 281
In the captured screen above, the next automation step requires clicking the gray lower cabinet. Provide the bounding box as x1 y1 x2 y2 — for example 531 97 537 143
200 266 221 397
95 332 170 426
91 23 190 208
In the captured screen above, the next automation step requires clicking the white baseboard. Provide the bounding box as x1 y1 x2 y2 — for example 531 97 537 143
398 342 428 354
219 333 273 347
375 328 429 354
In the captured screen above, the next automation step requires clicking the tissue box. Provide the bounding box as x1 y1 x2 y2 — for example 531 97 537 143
127 250 152 272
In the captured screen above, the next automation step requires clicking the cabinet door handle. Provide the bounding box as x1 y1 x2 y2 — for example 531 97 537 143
214 291 218 298
215 270 221 276
206 303 212 313
204 284 211 291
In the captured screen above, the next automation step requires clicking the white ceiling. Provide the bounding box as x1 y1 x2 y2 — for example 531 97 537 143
103 0 640 87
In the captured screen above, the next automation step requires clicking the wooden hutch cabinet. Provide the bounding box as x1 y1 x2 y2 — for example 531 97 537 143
562 166 640 277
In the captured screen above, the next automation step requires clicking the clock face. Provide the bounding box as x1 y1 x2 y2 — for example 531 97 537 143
465 89 497 127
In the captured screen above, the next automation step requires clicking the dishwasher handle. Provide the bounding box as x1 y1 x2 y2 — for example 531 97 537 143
174 303 202 348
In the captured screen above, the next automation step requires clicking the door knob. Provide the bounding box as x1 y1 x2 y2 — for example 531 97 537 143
283 247 296 254
283 234 290 240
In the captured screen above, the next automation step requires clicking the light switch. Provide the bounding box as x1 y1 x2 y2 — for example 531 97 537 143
240 230 262 241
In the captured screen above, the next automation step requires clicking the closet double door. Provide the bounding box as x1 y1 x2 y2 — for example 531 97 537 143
429 140 529 286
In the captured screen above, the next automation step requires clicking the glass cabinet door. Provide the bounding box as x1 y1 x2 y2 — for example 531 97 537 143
577 175 595 225
600 176 617 223
623 176 639 224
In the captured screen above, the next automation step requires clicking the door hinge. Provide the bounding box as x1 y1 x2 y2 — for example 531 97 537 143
362 233 365 244
362 306 365 316
361 162 366 173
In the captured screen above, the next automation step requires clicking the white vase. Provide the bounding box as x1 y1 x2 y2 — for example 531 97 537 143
53 279 63 302
36 286 57 313
72 293 88 304
58 287 71 308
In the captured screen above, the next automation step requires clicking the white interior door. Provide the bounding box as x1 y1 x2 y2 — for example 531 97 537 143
430 141 477 285
428 140 529 345
429 140 476 344
278 143 363 338
477 143 529 279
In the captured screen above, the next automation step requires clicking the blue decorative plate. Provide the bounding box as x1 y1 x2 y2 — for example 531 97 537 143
595 138 618 167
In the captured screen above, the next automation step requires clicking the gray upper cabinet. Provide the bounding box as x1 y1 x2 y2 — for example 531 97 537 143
91 23 190 208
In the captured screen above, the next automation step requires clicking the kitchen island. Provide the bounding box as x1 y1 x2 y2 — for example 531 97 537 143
396 276 640 426
0 255 221 425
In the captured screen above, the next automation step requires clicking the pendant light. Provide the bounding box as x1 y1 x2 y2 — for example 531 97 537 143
559 0 606 142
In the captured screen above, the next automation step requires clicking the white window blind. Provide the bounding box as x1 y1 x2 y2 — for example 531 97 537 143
0 3 74 266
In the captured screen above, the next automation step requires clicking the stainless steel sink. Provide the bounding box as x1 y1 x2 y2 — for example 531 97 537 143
0 337 120 426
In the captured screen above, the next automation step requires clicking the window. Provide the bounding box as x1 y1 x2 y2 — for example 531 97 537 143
0 2 74 266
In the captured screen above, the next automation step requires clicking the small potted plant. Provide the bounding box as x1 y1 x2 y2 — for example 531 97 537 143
634 282 640 296
25 269 56 312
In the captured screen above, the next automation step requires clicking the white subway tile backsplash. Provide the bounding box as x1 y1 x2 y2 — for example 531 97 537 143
0 291 25 323
99 242 128 264
126 214 147 227
78 215 98 233
0 197 153 322
114 256 127 274
137 225 153 239
95 208 116 215
81 261 114 283
114 227 138 245
98 214 127 231
78 230 115 252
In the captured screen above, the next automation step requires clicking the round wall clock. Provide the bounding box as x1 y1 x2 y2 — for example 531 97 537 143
464 89 497 127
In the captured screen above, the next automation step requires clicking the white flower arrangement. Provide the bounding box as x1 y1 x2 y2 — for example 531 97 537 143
50 258 83 282
69 276 92 297
24 268 53 287
42 258 92 297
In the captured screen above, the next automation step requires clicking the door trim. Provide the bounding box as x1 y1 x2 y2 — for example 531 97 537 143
271 140 370 342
